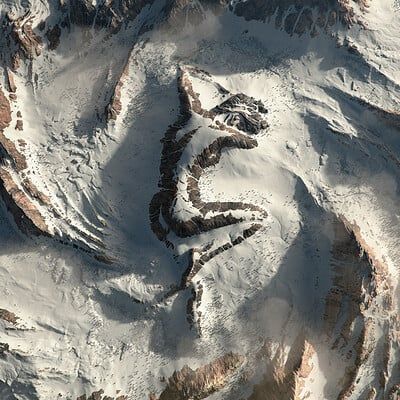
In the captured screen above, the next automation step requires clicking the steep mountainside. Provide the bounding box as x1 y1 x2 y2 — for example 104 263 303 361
0 0 399 399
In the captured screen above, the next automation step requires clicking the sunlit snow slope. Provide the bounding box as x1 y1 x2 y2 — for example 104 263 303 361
0 0 399 399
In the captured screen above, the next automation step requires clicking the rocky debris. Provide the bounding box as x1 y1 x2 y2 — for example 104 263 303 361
233 0 369 36
149 68 267 324
8 12 42 60
21 178 51 207
0 168 50 235
323 216 396 398
0 308 18 324
0 342 9 356
77 389 127 400
15 120 23 131
212 94 269 135
388 384 400 400
247 336 315 400
0 132 28 171
6 69 17 93
155 352 244 400
0 87 12 130
106 59 132 121
45 24 61 50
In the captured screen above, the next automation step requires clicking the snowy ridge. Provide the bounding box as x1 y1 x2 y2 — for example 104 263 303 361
0 0 399 399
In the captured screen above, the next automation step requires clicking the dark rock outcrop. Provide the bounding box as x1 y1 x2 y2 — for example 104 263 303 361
149 67 267 248
0 308 18 325
233 0 369 36
155 352 244 400
45 24 61 50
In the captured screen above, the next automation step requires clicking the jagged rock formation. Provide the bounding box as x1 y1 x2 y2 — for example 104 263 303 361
0 0 398 399
66 0 154 31
233 0 369 35
45 24 61 50
321 217 397 399
153 353 244 400
247 336 315 400
0 309 18 325
149 66 267 249
0 87 11 130
77 389 127 400
148 66 268 329
1 12 43 66
0 87 51 235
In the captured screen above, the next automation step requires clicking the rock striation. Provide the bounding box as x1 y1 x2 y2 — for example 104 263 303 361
154 352 244 400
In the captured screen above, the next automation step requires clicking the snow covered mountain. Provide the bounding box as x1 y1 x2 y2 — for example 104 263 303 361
0 0 399 399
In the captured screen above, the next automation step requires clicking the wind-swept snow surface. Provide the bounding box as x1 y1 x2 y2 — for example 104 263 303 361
0 0 399 399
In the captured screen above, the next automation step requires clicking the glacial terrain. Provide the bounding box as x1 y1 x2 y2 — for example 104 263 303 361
0 0 399 399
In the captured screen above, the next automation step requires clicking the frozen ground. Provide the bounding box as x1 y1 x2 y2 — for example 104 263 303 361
0 0 399 399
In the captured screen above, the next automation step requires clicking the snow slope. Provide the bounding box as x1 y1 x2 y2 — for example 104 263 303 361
0 0 399 399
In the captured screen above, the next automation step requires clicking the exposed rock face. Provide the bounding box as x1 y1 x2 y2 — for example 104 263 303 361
77 389 127 400
0 168 50 235
6 69 17 93
67 0 154 31
247 336 315 400
22 178 51 207
148 67 268 331
15 119 23 131
8 12 43 61
45 24 61 50
0 87 12 130
155 353 244 400
0 308 18 325
149 68 268 322
105 57 132 121
322 217 396 399
212 94 269 135
233 0 369 35
149 67 267 248
0 87 53 237
0 132 28 171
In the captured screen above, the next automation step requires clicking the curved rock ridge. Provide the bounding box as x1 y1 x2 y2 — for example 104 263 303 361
149 66 267 248
232 0 369 35
149 66 267 293
152 352 245 400
148 66 268 331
